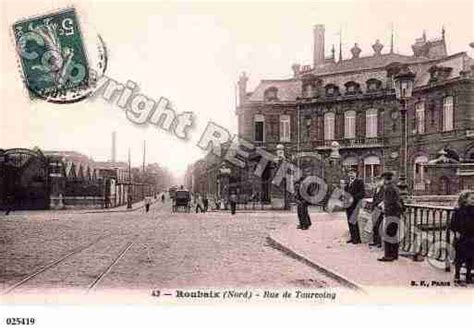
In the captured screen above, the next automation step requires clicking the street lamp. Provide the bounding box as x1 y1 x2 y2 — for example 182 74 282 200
393 65 416 200
275 144 289 210
218 162 231 209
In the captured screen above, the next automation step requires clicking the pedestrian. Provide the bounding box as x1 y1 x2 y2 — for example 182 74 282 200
343 169 365 244
369 176 385 248
195 193 204 213
449 190 474 284
295 180 311 230
203 194 209 212
145 196 151 212
161 193 165 203
378 171 404 262
5 195 14 216
230 191 237 215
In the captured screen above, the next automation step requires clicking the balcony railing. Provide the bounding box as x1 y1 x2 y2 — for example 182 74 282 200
313 137 384 149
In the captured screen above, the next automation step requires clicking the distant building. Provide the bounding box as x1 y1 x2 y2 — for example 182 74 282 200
0 148 148 210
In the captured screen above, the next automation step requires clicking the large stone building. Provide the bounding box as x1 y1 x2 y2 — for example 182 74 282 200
236 25 474 198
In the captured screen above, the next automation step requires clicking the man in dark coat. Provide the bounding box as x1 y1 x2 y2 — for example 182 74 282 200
449 190 474 284
295 181 311 230
344 169 365 244
378 171 404 262
229 191 237 215
369 176 385 247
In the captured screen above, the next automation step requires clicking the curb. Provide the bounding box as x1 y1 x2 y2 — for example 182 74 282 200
266 235 365 292
82 199 160 214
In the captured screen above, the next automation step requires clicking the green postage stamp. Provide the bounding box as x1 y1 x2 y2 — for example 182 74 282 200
13 8 90 100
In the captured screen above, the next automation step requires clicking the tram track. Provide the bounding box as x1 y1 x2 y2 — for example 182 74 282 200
2 234 135 294
87 241 134 292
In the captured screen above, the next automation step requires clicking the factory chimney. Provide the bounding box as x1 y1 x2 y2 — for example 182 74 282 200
111 131 116 163
313 24 325 68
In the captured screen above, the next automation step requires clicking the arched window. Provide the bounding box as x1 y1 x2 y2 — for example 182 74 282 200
344 81 360 95
264 87 278 102
324 112 335 141
366 109 378 138
344 111 356 139
364 155 381 182
366 79 382 92
413 155 428 190
324 84 339 97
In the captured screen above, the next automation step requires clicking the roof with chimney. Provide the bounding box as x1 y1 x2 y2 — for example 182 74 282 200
247 78 301 102
244 28 473 102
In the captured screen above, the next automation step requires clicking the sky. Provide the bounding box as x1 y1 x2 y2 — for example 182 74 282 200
1 0 473 179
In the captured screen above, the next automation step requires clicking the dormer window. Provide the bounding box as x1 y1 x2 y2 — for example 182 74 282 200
429 65 453 83
366 79 382 92
264 87 278 102
344 81 360 95
325 84 339 97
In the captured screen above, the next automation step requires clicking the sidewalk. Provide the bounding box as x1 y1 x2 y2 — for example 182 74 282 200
267 211 453 290
1 197 157 217
83 197 157 214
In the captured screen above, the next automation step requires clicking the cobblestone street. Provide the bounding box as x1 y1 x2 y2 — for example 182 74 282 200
0 200 340 294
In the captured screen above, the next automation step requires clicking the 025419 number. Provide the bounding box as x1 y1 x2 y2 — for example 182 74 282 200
5 318 35 326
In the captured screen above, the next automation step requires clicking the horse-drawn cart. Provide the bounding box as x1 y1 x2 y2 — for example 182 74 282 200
172 189 191 212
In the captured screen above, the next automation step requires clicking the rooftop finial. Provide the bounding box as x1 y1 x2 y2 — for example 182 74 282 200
442 25 446 40
339 27 343 61
350 43 362 59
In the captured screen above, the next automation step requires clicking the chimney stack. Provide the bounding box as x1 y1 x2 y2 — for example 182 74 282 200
313 24 325 68
237 72 248 107
111 131 116 163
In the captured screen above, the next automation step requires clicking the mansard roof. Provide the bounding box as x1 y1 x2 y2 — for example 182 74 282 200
246 52 472 102
247 79 301 102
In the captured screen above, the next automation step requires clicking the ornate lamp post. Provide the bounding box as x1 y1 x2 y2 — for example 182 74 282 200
393 66 416 200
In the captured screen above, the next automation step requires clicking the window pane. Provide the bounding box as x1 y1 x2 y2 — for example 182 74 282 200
416 102 425 134
344 111 356 139
324 113 335 140
366 109 378 138
443 96 454 131
255 122 264 142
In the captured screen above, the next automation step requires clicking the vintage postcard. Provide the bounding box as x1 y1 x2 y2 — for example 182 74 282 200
1 0 473 329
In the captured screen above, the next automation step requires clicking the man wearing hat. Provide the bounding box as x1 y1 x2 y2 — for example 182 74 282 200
294 180 312 230
378 171 404 262
344 169 365 244
369 176 385 248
